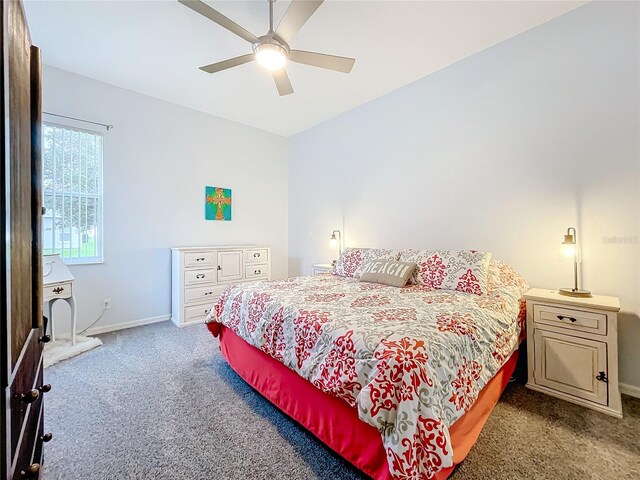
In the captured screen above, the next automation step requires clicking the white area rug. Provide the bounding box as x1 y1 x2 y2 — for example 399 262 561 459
44 334 103 368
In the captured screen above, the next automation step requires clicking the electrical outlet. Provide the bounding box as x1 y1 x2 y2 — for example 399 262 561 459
103 298 112 310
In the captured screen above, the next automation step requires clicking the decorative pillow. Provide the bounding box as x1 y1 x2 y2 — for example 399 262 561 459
399 249 493 295
359 260 417 288
332 248 401 278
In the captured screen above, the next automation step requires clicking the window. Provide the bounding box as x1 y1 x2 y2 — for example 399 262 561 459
42 122 103 264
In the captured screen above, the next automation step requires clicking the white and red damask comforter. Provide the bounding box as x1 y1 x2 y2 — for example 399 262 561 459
206 261 528 480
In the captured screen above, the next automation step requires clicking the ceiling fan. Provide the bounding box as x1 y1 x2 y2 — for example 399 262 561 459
178 0 355 96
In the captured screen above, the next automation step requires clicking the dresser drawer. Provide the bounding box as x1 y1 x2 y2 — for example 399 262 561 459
184 285 226 305
184 252 214 268
245 248 268 263
245 264 268 280
43 282 72 300
184 268 215 285
185 304 214 323
533 303 607 335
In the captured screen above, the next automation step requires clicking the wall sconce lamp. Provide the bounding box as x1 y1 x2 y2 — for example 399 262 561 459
330 230 342 264
559 227 591 297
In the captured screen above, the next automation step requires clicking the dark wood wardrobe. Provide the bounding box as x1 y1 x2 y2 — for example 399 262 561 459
1 1 50 478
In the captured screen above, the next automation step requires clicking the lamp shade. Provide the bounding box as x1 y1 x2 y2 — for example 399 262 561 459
559 241 581 263
558 226 590 297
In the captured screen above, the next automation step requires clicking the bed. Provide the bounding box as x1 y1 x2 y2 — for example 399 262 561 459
205 253 528 479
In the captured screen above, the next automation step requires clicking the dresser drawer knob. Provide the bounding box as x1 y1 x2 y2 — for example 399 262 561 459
254 269 261 275
52 286 64 294
204 292 213 296
196 274 205 279
20 464 40 478
39 384 52 393
557 315 577 323
253 252 260 258
596 371 608 383
204 308 210 314
41 432 53 443
217 265 222 271
20 389 40 404
196 257 205 261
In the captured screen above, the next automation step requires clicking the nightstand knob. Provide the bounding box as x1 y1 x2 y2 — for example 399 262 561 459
596 371 608 383
557 315 577 323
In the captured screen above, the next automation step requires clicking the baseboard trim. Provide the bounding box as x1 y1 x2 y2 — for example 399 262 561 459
620 382 640 399
85 314 171 336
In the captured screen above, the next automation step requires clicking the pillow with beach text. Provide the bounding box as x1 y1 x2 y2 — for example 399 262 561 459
359 260 417 288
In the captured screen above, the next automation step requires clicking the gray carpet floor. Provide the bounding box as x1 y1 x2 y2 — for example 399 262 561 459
42 321 639 480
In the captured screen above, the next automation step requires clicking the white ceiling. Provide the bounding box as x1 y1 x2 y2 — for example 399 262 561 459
24 0 587 137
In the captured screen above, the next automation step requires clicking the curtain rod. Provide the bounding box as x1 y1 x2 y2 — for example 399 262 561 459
43 112 114 131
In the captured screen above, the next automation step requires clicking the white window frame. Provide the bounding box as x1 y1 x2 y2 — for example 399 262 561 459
42 120 104 265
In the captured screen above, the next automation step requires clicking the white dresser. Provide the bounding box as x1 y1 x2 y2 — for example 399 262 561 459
171 245 271 327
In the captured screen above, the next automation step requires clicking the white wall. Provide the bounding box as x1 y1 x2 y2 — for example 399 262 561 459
289 2 640 388
44 66 288 334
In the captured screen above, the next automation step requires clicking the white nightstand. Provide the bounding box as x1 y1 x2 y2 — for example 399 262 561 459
311 263 333 275
524 288 622 417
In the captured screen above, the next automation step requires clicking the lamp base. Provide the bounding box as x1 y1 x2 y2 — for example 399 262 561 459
559 287 592 298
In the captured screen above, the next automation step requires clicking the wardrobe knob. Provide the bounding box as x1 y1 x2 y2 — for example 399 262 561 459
21 463 40 478
20 389 40 404
41 432 53 443
39 384 52 393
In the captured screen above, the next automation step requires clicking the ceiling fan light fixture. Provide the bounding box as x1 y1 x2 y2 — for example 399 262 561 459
254 43 287 71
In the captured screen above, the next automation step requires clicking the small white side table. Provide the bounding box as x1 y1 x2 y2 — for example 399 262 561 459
43 254 77 345
524 288 622 417
311 263 333 275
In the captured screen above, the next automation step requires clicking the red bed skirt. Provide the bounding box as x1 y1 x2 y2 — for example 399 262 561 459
209 323 518 480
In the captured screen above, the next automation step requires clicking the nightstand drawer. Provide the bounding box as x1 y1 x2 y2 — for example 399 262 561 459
533 303 606 335
311 264 333 275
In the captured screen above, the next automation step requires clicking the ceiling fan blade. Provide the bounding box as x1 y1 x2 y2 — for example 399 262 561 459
275 0 323 43
178 0 259 44
289 50 355 74
199 54 255 74
272 69 294 96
